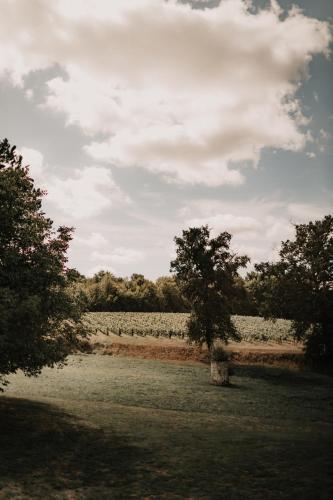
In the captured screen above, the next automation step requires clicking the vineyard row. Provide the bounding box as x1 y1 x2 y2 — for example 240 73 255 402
83 312 295 344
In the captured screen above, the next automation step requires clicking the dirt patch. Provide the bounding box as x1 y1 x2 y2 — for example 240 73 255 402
101 342 208 362
228 349 304 368
94 340 304 368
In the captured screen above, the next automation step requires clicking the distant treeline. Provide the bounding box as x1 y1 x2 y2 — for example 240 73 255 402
70 270 259 315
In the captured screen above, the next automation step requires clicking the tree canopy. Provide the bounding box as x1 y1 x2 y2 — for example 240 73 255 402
73 272 189 313
170 226 249 351
0 138 86 389
252 215 333 362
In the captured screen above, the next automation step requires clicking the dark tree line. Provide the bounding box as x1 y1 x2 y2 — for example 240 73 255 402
72 272 189 313
250 215 333 362
70 271 258 315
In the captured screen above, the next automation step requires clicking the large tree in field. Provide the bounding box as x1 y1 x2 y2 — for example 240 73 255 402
253 215 333 363
0 138 87 389
170 226 249 382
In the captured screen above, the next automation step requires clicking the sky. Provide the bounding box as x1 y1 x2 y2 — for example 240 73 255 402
0 0 332 279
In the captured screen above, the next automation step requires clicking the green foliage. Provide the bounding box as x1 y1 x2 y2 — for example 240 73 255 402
211 345 229 362
170 226 249 350
0 138 87 388
155 276 190 312
232 275 259 315
74 272 189 313
252 215 333 363
72 270 255 315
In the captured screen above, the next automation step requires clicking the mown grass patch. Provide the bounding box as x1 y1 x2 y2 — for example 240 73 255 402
2 356 333 499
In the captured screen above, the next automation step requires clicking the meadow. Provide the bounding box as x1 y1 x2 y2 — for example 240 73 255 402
84 312 294 344
1 355 333 499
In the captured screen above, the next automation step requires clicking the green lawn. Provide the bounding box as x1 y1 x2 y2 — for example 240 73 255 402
1 355 333 499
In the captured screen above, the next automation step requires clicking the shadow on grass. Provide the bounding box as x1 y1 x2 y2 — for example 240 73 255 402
0 396 151 497
234 363 333 388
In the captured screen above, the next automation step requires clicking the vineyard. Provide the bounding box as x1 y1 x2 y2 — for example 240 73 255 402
83 312 294 344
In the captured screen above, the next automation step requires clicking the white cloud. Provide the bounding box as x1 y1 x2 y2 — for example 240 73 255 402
87 264 116 277
25 88 34 100
87 247 144 276
306 151 316 159
19 146 130 219
47 166 130 219
186 213 261 234
68 231 150 277
92 247 144 265
319 129 330 140
287 203 331 221
0 0 331 185
179 198 331 265
77 232 108 249
20 147 44 182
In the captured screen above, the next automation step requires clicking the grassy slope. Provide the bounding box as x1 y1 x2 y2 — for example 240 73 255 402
1 355 333 499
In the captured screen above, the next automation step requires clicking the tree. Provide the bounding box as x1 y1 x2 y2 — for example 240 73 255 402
230 275 259 316
155 276 189 312
0 139 87 389
126 274 159 311
253 215 333 363
170 226 249 383
77 271 189 312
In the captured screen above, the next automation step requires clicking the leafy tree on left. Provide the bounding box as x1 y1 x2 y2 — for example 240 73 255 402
0 139 87 389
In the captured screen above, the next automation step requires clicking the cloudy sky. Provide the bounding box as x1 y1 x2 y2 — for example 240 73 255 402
0 0 332 279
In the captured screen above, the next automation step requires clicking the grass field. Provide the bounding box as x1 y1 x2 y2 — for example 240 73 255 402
2 355 333 499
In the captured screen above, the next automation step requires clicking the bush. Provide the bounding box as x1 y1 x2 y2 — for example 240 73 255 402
211 346 229 362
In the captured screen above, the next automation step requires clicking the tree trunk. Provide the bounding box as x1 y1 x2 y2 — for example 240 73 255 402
210 360 229 386
320 321 333 362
